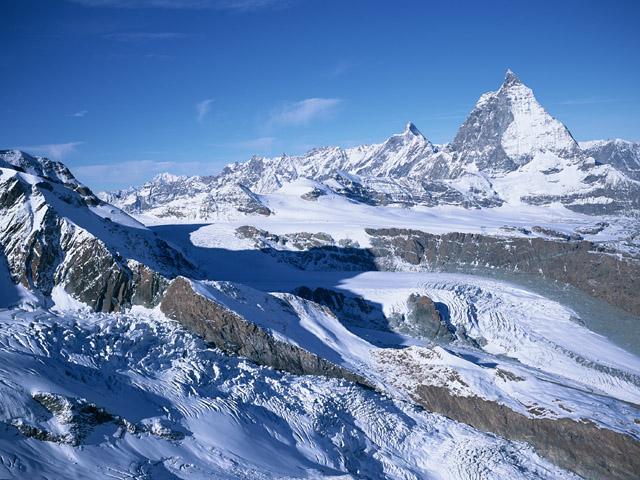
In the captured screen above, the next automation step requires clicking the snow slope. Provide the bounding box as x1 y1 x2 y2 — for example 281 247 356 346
142 178 637 256
0 305 577 480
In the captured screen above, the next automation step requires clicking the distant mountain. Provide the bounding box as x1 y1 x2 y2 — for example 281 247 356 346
100 70 639 220
580 138 640 181
447 69 579 175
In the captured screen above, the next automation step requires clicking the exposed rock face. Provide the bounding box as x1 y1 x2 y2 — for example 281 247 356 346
9 392 185 446
300 187 327 201
0 149 90 194
399 294 455 342
292 286 391 337
160 277 370 387
202 183 272 217
237 225 344 250
0 154 191 311
236 226 375 271
448 70 579 176
365 228 640 316
412 385 640 480
581 139 640 182
234 224 640 316
162 274 640 479
531 225 583 241
293 286 376 319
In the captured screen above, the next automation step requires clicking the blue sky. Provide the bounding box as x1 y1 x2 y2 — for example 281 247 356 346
1 0 639 190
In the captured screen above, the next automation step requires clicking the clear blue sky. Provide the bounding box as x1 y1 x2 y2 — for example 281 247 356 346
1 0 639 190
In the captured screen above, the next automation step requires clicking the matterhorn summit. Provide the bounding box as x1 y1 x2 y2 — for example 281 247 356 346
403 121 426 138
449 69 579 175
502 68 522 87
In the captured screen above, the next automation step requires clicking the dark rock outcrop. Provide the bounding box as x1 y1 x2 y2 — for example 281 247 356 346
9 392 185 446
398 294 455 342
236 226 375 271
160 277 371 387
365 228 640 316
531 225 583 241
412 385 640 480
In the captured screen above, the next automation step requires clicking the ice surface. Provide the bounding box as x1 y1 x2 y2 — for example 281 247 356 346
0 306 579 480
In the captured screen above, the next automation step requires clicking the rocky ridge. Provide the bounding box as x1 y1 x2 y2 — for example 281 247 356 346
0 150 192 311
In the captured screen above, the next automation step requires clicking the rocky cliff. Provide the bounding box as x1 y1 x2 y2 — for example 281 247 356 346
365 228 640 316
160 277 371 387
0 151 191 311
412 385 640 480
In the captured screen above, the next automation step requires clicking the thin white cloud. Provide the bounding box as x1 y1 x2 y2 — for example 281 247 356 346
68 0 291 11
68 110 88 117
103 32 190 42
216 136 276 151
73 159 218 191
16 142 84 159
556 97 625 106
328 60 354 79
268 98 341 128
196 98 214 123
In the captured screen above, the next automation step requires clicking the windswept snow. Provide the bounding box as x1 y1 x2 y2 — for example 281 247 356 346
0 306 578 480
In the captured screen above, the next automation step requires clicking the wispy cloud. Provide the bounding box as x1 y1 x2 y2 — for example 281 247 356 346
68 0 292 11
196 98 214 123
328 60 354 79
68 110 88 118
73 159 218 190
16 142 84 159
103 32 190 42
556 97 626 106
216 136 276 151
423 112 467 120
268 98 341 128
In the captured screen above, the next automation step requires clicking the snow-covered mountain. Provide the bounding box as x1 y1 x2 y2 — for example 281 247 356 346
0 150 599 479
101 70 640 219
447 69 579 175
580 138 640 181
0 150 192 312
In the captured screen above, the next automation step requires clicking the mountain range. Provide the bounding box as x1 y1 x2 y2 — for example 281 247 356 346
101 70 640 219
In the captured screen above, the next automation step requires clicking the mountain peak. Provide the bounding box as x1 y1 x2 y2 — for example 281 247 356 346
502 69 522 88
152 172 183 184
451 70 578 173
403 122 425 138
0 149 80 188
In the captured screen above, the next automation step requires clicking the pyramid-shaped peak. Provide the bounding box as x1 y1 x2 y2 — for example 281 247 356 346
502 69 523 88
452 69 578 172
403 122 424 138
